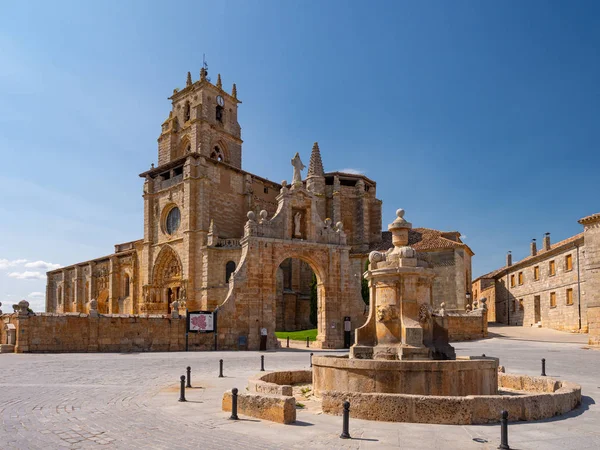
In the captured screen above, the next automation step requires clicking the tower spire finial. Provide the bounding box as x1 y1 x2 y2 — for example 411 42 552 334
307 142 325 177
216 73 222 89
186 71 192 87
232 83 237 99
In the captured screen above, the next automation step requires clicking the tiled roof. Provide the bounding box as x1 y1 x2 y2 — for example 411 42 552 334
370 228 473 254
472 232 585 282
579 212 600 225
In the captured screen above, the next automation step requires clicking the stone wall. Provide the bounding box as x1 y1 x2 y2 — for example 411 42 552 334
1 314 17 345
473 278 496 322
588 307 600 346
11 313 214 353
580 214 600 345
441 310 488 341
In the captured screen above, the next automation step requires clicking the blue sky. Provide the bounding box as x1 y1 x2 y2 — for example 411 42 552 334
1 1 599 311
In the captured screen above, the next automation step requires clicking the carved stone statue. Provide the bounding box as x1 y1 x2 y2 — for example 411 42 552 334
89 299 99 318
294 212 302 237
17 300 30 316
291 152 305 185
171 300 180 319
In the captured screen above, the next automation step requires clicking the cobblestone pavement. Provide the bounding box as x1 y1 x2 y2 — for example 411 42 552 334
1 327 599 449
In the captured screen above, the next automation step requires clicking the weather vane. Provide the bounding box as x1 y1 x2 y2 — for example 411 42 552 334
202 54 211 82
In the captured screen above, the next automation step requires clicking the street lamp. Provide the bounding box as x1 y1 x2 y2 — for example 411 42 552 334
465 292 472 310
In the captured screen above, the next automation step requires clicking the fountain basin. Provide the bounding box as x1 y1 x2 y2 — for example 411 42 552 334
313 355 498 397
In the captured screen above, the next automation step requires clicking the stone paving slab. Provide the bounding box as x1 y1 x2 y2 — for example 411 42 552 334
0 330 599 449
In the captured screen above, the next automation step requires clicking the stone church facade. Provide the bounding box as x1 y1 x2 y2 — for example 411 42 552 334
45 68 474 349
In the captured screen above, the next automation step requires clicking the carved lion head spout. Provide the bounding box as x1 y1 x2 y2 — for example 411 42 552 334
376 304 398 323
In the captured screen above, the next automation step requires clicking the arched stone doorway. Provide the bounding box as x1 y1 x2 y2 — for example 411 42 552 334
275 257 318 334
147 246 184 314
210 183 367 351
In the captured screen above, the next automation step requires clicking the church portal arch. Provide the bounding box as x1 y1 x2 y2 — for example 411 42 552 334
151 245 183 313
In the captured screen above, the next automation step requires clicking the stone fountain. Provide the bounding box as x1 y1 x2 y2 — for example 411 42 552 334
313 209 498 397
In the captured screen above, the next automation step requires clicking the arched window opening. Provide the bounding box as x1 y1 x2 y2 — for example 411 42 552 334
225 261 236 283
216 105 223 123
210 146 224 162
124 274 130 297
184 102 191 122
186 144 191 154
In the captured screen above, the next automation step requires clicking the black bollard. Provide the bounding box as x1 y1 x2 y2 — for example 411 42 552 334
230 388 239 420
340 401 351 439
310 352 314 368
482 354 486 357
178 375 187 402
287 336 290 348
498 410 510 449
260 354 265 371
541 358 546 376
186 366 192 388
306 336 310 348
219 359 224 378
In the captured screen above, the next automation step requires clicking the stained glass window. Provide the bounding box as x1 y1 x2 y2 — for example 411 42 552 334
166 207 181 235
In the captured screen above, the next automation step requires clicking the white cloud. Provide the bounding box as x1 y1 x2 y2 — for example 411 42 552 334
461 235 468 240
24 260 61 270
28 292 45 298
338 168 365 175
0 258 28 269
8 271 45 280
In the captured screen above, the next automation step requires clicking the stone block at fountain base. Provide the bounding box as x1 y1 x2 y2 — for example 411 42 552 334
313 355 498 397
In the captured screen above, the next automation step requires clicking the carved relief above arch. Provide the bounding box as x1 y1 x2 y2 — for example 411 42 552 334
152 245 182 285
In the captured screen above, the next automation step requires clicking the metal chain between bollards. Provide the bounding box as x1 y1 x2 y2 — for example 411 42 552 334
229 388 239 420
186 366 192 388
260 354 265 372
178 375 187 402
340 401 351 439
498 410 510 449
219 359 224 378
541 358 546 376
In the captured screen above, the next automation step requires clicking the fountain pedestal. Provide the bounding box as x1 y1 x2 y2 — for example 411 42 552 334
351 209 451 360
314 208 497 398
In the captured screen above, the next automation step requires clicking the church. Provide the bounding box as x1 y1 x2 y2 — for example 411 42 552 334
45 67 473 349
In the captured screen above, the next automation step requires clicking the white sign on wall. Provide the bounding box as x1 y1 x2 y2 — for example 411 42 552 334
188 311 215 333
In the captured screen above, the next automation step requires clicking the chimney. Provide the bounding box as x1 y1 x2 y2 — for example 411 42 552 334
506 251 512 267
530 239 537 256
543 232 551 251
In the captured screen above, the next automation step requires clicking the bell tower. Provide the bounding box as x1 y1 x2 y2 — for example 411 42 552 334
157 65 242 169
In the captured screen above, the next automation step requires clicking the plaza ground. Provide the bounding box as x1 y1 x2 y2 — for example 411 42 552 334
0 324 598 449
